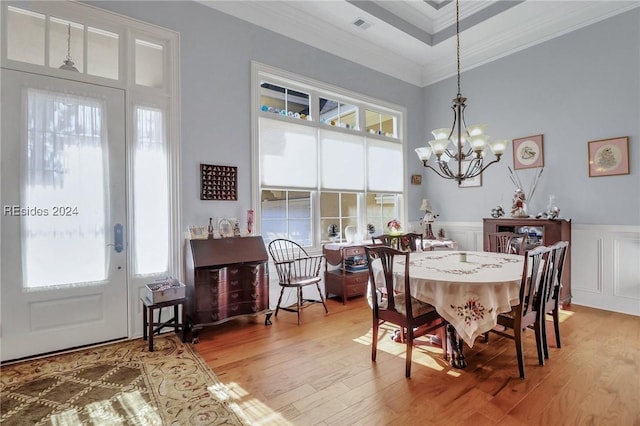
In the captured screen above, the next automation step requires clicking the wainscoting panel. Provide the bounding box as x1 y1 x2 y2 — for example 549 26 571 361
439 221 640 316
612 234 640 300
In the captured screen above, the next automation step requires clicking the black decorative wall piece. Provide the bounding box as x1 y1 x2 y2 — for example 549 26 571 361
200 164 237 200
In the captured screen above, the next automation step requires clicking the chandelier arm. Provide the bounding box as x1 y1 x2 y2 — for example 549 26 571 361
437 161 456 179
462 160 476 177
444 148 458 159
421 162 456 180
467 157 503 178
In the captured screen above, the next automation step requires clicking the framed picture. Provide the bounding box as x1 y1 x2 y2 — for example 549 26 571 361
200 164 238 200
188 226 208 240
216 217 237 238
458 161 482 188
411 174 422 185
588 136 630 177
513 134 544 169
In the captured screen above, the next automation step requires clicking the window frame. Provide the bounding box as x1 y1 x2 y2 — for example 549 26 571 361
252 62 407 252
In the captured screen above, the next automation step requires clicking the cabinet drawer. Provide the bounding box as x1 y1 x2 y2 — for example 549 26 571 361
343 246 366 257
346 282 367 297
343 272 368 285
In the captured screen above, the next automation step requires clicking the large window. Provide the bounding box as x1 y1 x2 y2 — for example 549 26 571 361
253 63 405 248
261 190 312 245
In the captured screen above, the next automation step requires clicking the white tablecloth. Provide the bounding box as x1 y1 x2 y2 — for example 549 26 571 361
370 251 524 347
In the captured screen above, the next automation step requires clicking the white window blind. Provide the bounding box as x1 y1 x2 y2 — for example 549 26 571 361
320 129 365 191
260 117 318 188
367 138 403 192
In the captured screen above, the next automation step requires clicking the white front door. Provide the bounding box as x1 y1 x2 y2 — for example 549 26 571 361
1 69 128 361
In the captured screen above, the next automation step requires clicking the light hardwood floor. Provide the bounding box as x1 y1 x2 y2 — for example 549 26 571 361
193 297 640 426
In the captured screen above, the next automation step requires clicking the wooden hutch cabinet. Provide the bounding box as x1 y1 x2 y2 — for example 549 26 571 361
483 218 572 305
184 236 272 342
323 243 369 304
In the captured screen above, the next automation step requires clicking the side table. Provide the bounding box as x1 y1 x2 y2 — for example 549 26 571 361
141 296 187 351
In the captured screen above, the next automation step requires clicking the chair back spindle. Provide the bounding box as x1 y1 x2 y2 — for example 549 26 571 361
487 231 527 255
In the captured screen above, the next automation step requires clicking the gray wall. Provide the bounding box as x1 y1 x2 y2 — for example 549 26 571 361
90 1 425 230
420 9 640 225
91 1 638 227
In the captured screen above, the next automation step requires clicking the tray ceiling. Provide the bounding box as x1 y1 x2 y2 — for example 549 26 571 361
198 0 639 87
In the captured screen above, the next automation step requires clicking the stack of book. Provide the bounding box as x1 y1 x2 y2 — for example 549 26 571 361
344 255 368 272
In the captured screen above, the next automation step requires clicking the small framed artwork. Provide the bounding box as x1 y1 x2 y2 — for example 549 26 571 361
188 226 208 240
411 174 422 185
200 164 238 200
588 136 630 177
458 161 482 188
513 134 544 169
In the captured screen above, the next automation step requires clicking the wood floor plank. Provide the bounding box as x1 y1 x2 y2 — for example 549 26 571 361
191 298 640 425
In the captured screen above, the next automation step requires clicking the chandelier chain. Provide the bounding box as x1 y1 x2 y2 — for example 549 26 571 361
416 0 505 182
456 0 461 96
67 24 72 60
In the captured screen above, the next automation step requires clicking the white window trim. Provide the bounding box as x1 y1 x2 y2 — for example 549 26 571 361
251 61 407 250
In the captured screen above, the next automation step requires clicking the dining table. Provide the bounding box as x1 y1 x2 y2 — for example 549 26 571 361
369 250 524 368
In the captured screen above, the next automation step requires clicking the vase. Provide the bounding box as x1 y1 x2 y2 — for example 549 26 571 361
344 225 357 243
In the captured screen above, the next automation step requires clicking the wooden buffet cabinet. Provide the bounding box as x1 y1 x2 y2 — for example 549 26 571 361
323 243 369 304
482 217 572 305
184 236 272 342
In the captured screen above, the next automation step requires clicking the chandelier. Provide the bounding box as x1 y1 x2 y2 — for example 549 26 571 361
415 0 506 183
59 23 79 72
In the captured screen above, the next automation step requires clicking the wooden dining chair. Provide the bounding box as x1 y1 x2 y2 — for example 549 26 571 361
487 231 527 255
399 232 424 252
372 233 392 247
486 245 551 378
268 239 329 324
539 240 569 359
365 245 446 378
372 233 423 252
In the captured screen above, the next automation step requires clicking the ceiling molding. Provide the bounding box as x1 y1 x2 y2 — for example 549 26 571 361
197 1 640 88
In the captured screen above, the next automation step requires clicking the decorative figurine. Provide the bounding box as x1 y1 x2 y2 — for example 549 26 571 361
328 224 339 242
208 217 214 238
419 199 439 239
536 195 561 219
367 224 376 238
511 188 528 218
490 205 505 218
233 220 241 237
247 209 254 234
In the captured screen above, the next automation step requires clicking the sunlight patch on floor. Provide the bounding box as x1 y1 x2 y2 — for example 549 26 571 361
49 391 162 426
117 390 162 424
556 309 575 323
352 325 447 372
209 382 293 426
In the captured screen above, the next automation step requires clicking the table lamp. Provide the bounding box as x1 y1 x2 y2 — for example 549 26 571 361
420 199 437 239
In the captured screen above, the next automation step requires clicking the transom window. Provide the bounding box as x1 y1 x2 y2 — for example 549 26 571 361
253 63 405 249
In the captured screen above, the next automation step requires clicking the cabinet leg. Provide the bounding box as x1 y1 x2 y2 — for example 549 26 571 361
265 312 273 325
